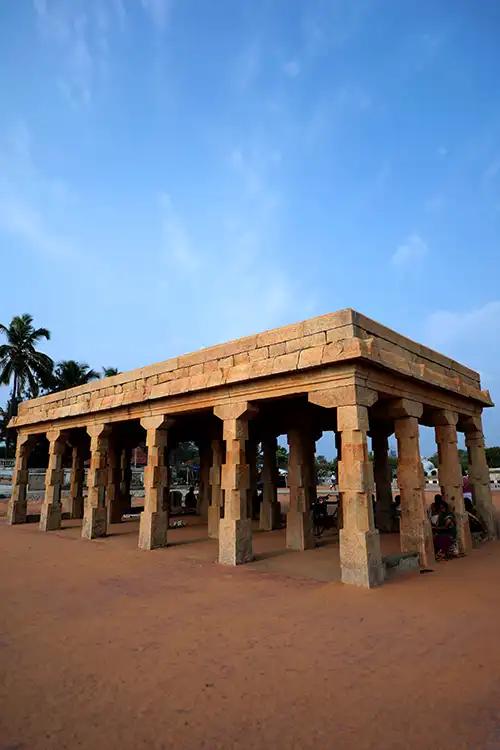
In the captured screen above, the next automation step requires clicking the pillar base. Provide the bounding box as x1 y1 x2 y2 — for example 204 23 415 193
71 497 85 520
7 501 27 525
401 520 435 568
207 506 220 539
340 529 384 588
82 506 107 539
286 509 314 550
259 501 282 531
375 505 394 533
219 518 253 565
138 510 168 550
39 503 62 532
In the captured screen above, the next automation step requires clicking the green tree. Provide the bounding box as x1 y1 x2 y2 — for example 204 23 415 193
0 314 53 406
315 454 337 480
428 449 469 474
276 445 289 469
102 367 119 377
485 447 500 468
51 360 100 391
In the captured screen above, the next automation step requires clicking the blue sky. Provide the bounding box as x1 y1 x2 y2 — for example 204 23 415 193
1 0 499 456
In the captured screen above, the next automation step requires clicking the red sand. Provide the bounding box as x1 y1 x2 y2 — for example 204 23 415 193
2 505 500 749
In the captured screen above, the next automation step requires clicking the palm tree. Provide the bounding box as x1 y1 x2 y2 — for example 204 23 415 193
52 360 100 391
102 366 119 377
0 314 53 405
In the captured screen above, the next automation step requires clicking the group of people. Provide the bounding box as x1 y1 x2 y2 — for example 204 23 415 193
391 491 487 561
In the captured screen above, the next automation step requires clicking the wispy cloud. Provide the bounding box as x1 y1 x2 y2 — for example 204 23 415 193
392 233 428 266
0 121 78 259
282 59 301 78
32 0 171 106
140 0 172 30
159 193 200 273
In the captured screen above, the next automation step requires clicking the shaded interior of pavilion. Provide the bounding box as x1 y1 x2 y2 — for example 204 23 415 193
9 391 495 585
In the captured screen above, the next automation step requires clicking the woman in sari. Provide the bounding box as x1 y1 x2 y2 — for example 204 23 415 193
431 498 458 560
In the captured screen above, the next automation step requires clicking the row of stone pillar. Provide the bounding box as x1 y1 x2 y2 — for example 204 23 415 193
7 402 496 588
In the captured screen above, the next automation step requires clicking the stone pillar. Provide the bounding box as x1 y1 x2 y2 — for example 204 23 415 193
393 402 434 567
335 430 343 530
337 404 384 587
434 411 471 554
119 447 133 515
371 427 394 532
68 443 85 519
82 424 111 540
138 416 170 550
7 433 33 525
198 441 211 521
286 424 315 551
107 438 123 524
247 437 258 520
208 438 223 538
213 403 255 565
40 429 67 532
259 435 281 530
464 415 496 539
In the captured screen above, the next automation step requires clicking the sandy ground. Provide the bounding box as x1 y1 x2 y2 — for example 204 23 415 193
2 499 500 749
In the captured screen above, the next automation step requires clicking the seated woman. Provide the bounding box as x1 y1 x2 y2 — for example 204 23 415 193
464 497 487 537
431 498 458 560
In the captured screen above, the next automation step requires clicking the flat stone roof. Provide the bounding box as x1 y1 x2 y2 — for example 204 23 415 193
10 308 492 428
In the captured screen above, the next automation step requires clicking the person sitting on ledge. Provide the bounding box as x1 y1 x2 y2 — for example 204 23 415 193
464 497 487 538
431 497 458 560
428 493 442 526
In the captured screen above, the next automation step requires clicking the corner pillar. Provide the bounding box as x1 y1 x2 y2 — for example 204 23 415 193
337 404 384 587
434 411 471 554
464 415 496 539
213 402 256 565
7 434 33 525
139 416 170 550
40 429 67 532
259 435 281 530
82 424 111 540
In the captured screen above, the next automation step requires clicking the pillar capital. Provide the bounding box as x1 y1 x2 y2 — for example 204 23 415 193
308 384 378 409
86 423 112 441
213 401 258 422
384 398 423 420
430 409 458 428
140 414 172 431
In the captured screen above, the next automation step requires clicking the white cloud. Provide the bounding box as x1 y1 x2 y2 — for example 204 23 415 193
0 122 78 259
392 233 428 266
159 193 199 273
140 0 171 30
283 59 301 78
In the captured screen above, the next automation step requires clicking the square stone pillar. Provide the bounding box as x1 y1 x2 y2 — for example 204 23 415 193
247 437 258 520
259 435 281 531
7 434 33 525
138 416 170 550
197 440 211 521
107 439 124 525
434 411 471 554
371 426 394 532
207 438 223 539
213 403 256 565
394 405 434 568
286 425 315 551
337 404 384 588
40 429 67 532
119 446 133 515
82 424 111 540
464 415 496 539
68 443 85 519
